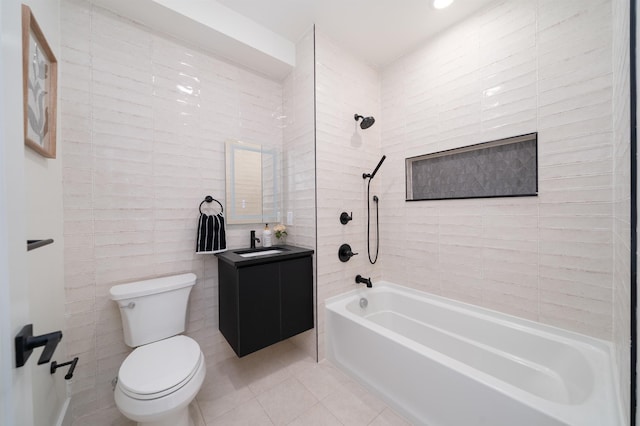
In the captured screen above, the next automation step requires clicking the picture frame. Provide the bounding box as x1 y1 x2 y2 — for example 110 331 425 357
22 4 57 158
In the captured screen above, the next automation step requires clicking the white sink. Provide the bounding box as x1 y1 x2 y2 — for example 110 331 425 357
238 249 283 258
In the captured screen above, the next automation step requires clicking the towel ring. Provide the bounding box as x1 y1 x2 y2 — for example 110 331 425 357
199 196 224 215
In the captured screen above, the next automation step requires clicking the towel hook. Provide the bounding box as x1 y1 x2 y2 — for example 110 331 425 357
199 196 223 215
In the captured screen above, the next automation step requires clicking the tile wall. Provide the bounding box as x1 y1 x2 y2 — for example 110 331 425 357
314 30 382 358
612 0 631 420
282 28 317 358
379 0 615 336
60 0 303 422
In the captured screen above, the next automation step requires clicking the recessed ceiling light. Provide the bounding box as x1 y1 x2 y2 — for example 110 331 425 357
432 0 455 9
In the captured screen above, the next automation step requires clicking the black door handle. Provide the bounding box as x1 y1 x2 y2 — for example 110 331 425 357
15 324 63 367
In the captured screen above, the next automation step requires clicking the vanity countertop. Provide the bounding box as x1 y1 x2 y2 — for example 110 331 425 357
215 244 314 267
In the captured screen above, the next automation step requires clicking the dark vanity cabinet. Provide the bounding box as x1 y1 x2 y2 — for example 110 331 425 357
216 245 314 357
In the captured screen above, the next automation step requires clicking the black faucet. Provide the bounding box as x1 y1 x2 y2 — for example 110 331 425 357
355 275 372 288
250 230 260 248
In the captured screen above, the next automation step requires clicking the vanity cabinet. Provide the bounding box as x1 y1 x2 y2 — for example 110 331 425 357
216 245 314 357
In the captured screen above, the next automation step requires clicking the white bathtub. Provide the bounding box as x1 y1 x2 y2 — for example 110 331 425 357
325 282 623 426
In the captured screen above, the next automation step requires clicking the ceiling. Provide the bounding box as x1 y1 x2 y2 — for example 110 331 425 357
91 0 498 79
216 0 497 67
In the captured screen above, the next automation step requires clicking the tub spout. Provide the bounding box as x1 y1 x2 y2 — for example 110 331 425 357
355 275 372 288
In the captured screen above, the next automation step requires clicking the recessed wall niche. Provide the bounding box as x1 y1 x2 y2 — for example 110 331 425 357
406 133 538 201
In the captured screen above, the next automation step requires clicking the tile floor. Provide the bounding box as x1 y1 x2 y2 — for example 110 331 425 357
190 331 411 425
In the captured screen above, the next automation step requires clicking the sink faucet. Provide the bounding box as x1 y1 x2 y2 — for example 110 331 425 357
355 275 372 288
250 230 261 248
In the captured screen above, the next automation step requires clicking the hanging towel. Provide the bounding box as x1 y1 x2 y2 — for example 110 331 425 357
196 212 226 254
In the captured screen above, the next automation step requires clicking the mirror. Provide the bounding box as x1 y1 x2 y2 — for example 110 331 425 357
225 140 281 224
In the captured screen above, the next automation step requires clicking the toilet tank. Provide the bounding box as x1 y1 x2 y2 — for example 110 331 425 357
110 273 197 347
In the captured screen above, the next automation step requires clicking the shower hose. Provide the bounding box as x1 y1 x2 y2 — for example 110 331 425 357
366 178 380 264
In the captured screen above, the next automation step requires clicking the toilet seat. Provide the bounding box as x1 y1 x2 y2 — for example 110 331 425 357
118 335 202 400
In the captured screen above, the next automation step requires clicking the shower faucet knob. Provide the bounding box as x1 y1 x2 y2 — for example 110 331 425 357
338 244 358 262
340 212 353 225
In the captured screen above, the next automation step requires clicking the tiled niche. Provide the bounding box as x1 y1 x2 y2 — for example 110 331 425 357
406 133 537 201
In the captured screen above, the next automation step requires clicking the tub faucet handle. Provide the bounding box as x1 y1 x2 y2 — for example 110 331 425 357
340 212 353 225
339 244 358 262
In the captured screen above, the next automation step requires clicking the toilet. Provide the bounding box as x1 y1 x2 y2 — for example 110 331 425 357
110 273 206 426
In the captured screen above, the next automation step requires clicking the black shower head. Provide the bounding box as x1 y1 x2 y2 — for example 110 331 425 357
354 114 375 130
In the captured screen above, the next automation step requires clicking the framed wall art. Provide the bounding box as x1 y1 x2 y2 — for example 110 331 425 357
22 4 57 158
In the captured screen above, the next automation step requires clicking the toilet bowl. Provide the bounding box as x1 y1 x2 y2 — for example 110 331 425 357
110 273 205 426
114 335 206 426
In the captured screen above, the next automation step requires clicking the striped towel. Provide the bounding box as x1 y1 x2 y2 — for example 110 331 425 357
196 212 226 253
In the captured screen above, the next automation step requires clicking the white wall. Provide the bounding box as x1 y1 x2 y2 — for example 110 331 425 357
0 0 33 423
1 0 67 425
612 0 631 421
22 1 68 424
282 27 317 358
379 0 615 337
314 29 382 359
60 0 289 422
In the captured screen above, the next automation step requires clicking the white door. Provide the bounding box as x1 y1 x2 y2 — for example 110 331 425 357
1 0 36 424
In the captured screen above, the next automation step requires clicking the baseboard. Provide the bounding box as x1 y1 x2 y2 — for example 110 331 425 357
54 397 71 426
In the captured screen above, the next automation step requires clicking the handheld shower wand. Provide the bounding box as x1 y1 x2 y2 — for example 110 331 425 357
362 155 386 180
363 155 386 264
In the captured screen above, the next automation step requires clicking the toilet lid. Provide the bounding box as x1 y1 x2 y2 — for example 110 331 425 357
118 335 201 397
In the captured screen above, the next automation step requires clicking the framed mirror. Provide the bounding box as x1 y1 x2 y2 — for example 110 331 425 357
225 140 281 224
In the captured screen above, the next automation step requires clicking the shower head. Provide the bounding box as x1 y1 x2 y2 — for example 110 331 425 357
363 155 386 180
354 114 375 130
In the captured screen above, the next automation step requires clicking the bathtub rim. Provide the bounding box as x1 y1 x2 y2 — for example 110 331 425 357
326 281 613 351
